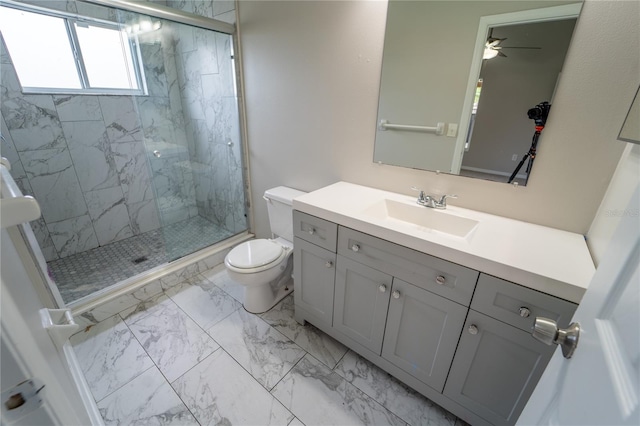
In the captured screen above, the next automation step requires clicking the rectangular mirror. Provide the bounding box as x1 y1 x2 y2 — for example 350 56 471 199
374 1 583 186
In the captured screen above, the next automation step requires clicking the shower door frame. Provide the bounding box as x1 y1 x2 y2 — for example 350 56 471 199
51 0 255 311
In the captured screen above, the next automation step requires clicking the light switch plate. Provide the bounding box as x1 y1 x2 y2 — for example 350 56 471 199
447 123 458 137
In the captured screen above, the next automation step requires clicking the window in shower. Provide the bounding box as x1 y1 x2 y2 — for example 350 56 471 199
0 4 145 95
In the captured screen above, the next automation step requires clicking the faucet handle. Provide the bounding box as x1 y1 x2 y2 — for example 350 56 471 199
411 186 429 205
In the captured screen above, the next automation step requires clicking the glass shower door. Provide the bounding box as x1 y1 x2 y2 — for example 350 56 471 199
134 17 247 262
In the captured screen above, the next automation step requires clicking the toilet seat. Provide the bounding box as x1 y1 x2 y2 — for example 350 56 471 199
226 239 287 274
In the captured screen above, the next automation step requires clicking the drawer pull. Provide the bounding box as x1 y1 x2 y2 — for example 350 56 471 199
392 290 401 299
325 260 333 268
379 284 387 293
468 324 479 335
435 275 446 285
519 307 531 318
351 244 361 252
308 228 316 235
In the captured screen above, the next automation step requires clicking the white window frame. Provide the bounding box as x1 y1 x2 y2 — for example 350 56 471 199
0 1 148 96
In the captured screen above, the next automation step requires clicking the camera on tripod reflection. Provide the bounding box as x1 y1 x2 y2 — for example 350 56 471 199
527 101 551 127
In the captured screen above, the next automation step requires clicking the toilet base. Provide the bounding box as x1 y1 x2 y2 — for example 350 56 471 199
243 276 293 314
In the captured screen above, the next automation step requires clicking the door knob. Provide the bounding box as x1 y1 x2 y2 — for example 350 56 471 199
519 307 531 318
532 317 580 359
392 290 400 299
379 284 387 293
468 324 478 335
435 275 446 285
351 244 360 252
308 228 316 235
325 260 333 268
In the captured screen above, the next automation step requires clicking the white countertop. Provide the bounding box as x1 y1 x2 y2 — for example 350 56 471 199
292 182 595 304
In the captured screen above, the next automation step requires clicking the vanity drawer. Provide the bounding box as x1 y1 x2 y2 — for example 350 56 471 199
293 211 338 251
471 274 577 333
338 227 479 306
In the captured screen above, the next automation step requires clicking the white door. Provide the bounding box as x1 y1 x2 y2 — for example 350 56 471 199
518 185 640 425
1 226 102 425
1 161 101 425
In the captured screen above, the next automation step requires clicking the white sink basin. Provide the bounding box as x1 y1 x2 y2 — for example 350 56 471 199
362 199 479 240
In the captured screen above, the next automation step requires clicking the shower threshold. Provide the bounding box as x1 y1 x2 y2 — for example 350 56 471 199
48 216 237 304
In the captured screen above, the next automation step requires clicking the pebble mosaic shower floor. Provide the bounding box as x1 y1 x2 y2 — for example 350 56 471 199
48 216 235 304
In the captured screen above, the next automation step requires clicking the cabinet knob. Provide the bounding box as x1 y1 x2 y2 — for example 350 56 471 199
308 228 316 235
519 307 531 318
351 244 360 252
379 284 387 293
325 260 333 268
392 290 401 299
468 324 479 335
435 275 446 285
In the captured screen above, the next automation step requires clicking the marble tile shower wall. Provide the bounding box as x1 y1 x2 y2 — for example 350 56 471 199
0 0 241 261
1 38 156 261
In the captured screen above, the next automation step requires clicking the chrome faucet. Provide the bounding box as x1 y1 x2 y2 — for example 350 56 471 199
411 187 457 209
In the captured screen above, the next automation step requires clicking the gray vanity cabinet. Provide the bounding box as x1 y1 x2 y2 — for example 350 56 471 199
382 278 468 392
333 256 392 354
443 309 556 426
292 210 579 426
293 237 337 327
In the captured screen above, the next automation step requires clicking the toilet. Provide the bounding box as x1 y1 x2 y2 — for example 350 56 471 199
224 186 306 313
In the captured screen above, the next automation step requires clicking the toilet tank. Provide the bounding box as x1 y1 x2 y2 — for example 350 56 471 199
264 186 306 241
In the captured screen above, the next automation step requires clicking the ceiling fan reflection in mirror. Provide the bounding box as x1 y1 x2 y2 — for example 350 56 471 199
483 28 541 59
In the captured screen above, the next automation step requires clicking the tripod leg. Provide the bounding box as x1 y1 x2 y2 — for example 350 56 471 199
508 153 529 183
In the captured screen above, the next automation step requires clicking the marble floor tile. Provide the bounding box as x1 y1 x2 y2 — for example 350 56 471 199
260 295 348 369
172 350 294 426
200 264 245 303
334 350 457 426
208 308 306 390
165 273 241 330
97 366 197 425
272 354 406 426
70 315 154 402
123 294 220 382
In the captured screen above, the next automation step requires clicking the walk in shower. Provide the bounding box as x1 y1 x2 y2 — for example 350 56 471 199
0 0 247 303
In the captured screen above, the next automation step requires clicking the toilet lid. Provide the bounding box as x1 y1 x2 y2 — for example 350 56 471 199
226 239 284 269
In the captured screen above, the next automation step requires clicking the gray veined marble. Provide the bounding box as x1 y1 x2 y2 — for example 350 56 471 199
164 273 241 330
127 199 161 235
110 141 154 205
97 366 197 425
260 295 348 369
2 95 67 152
172 349 294 426
70 314 154 402
99 96 144 144
19 147 88 224
200 265 244 303
29 216 58 262
123 294 220 382
53 95 103 122
334 350 458 426
47 214 99 259
208 308 306 390
62 120 120 193
272 354 407 426
84 186 134 246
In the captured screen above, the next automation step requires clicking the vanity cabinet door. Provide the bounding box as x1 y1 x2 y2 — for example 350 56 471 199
333 256 392 354
293 237 337 326
443 309 555 426
381 279 467 392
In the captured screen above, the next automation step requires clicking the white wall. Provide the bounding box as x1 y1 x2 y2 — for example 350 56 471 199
238 0 639 239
